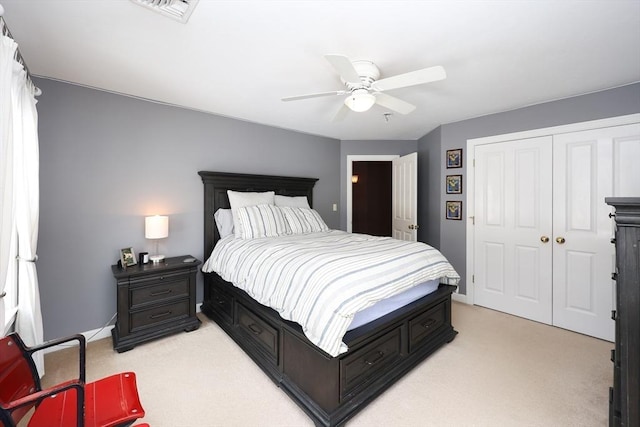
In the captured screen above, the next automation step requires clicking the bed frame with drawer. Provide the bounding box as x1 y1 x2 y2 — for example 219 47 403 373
199 171 458 427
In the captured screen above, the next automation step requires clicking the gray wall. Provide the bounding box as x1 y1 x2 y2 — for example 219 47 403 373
35 77 639 340
417 126 442 248
339 140 418 230
36 78 341 340
437 82 640 294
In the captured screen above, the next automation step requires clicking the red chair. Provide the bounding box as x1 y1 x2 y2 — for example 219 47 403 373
0 332 145 427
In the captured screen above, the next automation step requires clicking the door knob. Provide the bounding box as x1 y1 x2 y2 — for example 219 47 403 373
556 237 566 244
540 236 549 243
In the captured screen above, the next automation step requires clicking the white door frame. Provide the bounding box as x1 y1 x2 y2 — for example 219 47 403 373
465 113 640 306
346 155 399 233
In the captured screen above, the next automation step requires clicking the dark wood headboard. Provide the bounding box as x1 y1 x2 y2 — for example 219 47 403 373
198 171 318 258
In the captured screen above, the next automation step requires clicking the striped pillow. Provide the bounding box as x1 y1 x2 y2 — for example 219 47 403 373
281 207 329 234
236 204 290 239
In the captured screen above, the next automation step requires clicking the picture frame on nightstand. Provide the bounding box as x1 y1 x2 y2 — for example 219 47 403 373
120 247 137 267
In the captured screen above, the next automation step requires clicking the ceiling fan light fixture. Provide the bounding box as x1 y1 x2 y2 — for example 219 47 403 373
344 90 376 112
130 0 199 23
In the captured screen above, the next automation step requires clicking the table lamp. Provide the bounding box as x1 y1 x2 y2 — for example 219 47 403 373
145 215 168 263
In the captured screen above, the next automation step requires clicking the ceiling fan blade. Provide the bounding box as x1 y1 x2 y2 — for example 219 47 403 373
372 65 446 92
282 90 346 102
325 54 361 84
332 103 350 122
374 92 416 115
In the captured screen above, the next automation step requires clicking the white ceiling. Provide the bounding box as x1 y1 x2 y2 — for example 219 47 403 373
2 1 639 140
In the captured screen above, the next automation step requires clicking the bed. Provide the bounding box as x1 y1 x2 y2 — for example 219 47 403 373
198 171 458 427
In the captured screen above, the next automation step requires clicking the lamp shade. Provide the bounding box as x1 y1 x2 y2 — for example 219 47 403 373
344 89 376 112
145 215 169 239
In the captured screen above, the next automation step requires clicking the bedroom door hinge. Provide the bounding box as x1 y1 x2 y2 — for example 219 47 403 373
472 275 475 283
470 216 475 225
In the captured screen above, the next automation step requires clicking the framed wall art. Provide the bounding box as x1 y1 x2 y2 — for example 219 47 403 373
446 149 463 168
446 201 462 220
446 175 462 194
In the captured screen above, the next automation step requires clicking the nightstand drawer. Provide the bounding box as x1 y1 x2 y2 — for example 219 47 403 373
128 270 189 287
130 299 190 332
130 277 189 309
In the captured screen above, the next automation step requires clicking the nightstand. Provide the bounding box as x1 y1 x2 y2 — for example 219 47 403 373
111 255 201 352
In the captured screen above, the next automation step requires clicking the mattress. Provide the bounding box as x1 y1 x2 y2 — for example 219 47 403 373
347 279 440 330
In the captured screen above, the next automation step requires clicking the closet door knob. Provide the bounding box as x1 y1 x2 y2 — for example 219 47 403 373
540 236 550 243
556 237 566 244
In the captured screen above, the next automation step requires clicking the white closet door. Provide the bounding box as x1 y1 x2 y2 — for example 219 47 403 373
474 136 553 323
552 123 640 341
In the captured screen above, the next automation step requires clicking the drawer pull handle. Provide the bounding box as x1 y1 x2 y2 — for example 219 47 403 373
149 311 172 320
248 323 263 335
422 318 437 329
364 351 385 366
215 298 226 305
150 289 172 297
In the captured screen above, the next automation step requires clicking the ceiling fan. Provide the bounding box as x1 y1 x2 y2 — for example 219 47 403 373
282 54 446 120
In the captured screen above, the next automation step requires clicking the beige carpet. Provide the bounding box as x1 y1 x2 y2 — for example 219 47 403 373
41 302 612 427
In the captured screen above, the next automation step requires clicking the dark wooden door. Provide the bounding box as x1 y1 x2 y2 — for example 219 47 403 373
352 161 392 237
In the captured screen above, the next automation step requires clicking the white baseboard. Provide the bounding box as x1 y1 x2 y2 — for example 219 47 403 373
452 293 470 304
42 324 115 354
43 303 204 354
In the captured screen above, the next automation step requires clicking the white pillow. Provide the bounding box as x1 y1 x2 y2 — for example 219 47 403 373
227 190 275 238
236 204 290 239
274 195 311 209
281 207 329 234
214 208 234 239
227 190 275 209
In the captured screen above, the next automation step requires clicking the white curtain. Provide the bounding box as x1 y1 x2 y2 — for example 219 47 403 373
0 34 16 334
1 32 44 376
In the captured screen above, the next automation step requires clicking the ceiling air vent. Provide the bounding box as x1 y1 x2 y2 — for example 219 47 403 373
131 0 199 23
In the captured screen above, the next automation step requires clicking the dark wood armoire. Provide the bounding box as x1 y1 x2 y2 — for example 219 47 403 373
606 197 640 427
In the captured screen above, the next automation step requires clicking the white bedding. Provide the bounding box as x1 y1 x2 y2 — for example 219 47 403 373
202 230 459 357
